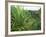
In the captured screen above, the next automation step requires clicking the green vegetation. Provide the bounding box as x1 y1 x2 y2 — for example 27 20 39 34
11 5 41 31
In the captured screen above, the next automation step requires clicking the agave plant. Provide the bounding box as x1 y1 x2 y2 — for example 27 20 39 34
11 5 41 31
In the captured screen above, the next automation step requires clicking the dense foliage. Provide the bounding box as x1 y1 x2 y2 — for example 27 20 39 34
11 5 41 31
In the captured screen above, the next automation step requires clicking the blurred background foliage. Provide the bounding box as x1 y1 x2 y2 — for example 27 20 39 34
11 5 41 31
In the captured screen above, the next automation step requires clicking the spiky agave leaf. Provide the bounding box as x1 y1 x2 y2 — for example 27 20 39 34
11 5 41 31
